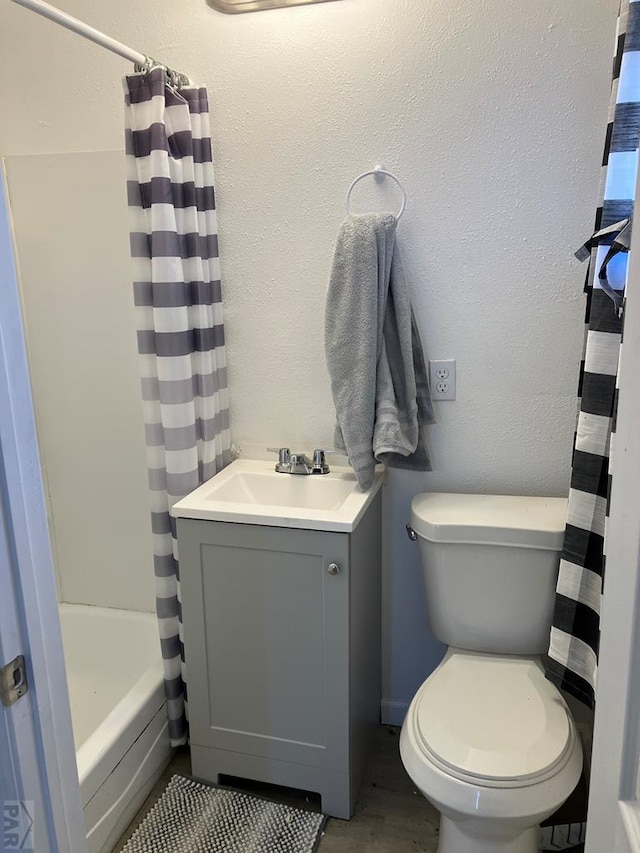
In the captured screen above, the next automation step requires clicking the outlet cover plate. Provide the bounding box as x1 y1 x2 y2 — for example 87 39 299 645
429 359 456 401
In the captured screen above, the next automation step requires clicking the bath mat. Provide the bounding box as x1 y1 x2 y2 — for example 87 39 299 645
121 774 326 853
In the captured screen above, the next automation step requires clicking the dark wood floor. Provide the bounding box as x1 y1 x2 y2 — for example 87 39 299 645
113 726 441 852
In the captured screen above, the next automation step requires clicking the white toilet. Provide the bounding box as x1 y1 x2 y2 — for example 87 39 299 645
400 493 583 853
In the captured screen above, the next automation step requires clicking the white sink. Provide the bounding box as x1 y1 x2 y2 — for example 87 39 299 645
172 458 385 532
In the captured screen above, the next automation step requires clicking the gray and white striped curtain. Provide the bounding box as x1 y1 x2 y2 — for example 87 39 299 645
124 68 231 745
546 0 639 708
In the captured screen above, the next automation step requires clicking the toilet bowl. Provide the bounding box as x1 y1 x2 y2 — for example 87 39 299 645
400 493 583 853
400 650 583 853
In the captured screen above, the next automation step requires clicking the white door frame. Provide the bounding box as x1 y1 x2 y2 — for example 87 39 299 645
0 163 87 852
585 171 640 852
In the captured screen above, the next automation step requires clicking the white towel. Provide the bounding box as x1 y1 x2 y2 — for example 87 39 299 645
325 213 435 490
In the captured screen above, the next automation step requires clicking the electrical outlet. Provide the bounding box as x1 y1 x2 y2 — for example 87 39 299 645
429 359 456 401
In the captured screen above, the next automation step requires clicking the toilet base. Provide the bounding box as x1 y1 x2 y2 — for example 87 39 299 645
438 816 539 853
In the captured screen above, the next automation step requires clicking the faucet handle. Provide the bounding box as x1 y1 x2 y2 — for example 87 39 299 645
266 447 290 469
311 449 343 474
313 449 350 474
267 446 290 459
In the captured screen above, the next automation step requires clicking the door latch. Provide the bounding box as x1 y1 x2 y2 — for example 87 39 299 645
0 655 28 707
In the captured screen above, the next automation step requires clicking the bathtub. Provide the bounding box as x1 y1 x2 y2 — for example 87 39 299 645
59 604 173 853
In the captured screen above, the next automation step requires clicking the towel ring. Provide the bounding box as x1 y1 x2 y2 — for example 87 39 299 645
346 167 407 220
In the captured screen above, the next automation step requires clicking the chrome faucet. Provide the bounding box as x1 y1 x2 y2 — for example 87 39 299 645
267 448 333 475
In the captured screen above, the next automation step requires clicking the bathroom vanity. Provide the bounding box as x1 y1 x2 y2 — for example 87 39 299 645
173 458 384 819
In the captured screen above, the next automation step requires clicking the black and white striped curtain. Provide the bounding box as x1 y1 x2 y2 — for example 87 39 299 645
546 0 640 707
125 68 231 745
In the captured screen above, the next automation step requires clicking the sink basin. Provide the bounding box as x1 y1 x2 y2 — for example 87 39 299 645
203 470 356 511
172 458 385 532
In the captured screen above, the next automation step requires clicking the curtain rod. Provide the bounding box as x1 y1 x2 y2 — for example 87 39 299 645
10 0 190 85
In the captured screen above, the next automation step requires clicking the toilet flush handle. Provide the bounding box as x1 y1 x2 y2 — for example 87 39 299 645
406 524 417 541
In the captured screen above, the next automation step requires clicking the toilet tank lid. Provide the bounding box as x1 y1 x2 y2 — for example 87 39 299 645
410 493 568 550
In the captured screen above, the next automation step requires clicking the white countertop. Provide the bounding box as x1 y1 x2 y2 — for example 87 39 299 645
171 458 385 532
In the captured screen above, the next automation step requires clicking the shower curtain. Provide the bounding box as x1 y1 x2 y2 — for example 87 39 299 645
125 67 231 745
546 0 639 708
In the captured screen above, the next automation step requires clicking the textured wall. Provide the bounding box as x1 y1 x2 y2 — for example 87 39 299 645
0 0 618 717
5 152 155 613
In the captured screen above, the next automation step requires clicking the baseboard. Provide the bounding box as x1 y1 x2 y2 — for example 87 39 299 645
381 699 408 727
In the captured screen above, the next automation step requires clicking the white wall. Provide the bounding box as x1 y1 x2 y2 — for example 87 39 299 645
4 152 155 613
0 0 619 716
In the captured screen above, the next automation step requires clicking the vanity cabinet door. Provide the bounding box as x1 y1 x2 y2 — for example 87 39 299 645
179 520 350 772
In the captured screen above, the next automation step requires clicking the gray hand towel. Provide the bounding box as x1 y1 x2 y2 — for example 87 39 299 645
325 213 435 490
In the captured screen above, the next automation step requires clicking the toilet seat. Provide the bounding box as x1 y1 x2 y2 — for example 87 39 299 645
413 651 572 789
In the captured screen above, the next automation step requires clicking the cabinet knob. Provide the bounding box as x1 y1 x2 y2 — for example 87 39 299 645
327 562 341 575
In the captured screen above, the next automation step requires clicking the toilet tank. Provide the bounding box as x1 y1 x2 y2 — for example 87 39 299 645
409 493 568 655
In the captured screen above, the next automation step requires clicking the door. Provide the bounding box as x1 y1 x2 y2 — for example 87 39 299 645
0 489 44 852
179 518 350 771
584 178 640 852
0 165 87 852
